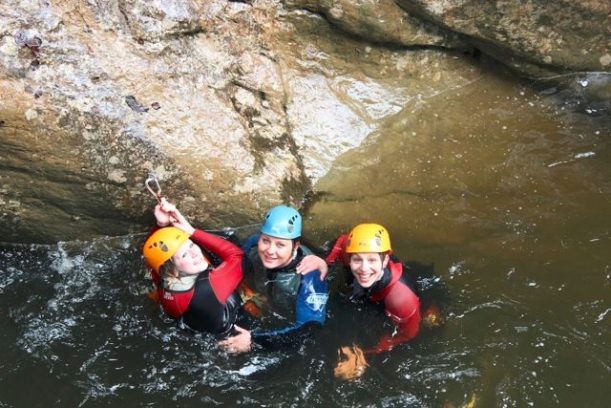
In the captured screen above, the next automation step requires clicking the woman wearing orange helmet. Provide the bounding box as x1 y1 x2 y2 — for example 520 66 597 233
321 223 421 379
142 199 245 337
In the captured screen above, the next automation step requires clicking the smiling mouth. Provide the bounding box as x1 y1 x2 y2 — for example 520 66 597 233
356 273 376 282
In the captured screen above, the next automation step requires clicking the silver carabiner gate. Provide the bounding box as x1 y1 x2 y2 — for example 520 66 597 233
144 174 163 203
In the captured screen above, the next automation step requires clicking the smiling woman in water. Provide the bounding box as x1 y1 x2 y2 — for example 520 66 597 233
218 205 329 354
142 199 246 337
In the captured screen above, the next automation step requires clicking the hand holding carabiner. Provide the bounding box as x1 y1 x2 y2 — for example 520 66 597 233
153 197 174 226
154 198 194 234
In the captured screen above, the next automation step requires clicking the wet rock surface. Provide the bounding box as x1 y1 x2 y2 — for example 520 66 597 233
394 0 611 77
0 0 608 243
0 0 304 243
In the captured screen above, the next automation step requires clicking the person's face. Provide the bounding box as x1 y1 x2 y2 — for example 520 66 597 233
349 252 388 288
257 233 296 269
171 239 208 274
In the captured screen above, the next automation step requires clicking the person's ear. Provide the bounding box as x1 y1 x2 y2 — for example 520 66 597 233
382 253 390 268
293 240 300 256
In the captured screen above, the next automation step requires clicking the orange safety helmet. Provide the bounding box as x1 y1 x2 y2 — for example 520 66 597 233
345 223 392 254
143 227 190 272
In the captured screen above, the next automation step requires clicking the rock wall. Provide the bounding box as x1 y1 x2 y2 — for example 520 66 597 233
396 0 611 76
0 0 608 244
285 0 462 48
0 0 307 243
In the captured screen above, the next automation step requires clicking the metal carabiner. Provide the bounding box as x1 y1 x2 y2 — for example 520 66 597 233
144 174 163 203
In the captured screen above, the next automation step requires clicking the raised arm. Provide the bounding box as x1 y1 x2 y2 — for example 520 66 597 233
325 234 350 265
190 230 243 303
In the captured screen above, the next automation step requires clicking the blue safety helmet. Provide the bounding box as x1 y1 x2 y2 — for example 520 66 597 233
260 205 302 239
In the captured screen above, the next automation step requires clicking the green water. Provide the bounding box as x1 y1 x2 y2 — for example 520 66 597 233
303 72 611 406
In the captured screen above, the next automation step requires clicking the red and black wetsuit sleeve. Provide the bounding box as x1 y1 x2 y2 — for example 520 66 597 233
325 234 350 266
190 230 243 302
369 276 421 354
182 230 244 336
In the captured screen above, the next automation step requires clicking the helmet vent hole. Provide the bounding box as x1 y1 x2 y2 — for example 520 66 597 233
156 241 169 252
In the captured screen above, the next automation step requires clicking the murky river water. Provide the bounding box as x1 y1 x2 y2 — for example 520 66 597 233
304 71 611 406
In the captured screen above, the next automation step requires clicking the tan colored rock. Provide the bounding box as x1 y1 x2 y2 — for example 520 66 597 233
2 0 606 244
287 0 461 47
395 0 611 76
0 0 306 243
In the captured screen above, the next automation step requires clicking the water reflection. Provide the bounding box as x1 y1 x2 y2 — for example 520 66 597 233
303 70 610 406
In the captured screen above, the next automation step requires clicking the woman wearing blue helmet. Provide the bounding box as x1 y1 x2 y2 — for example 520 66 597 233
218 205 329 353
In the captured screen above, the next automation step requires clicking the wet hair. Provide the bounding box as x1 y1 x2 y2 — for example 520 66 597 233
159 259 179 287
